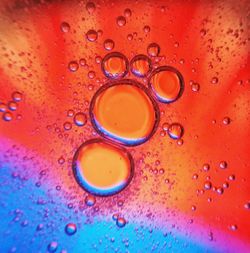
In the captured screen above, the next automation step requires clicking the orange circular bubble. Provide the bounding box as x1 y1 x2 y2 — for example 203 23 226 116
90 79 159 146
130 54 152 77
73 139 134 196
149 66 184 103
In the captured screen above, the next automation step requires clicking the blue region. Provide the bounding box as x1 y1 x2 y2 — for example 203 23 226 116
0 165 222 253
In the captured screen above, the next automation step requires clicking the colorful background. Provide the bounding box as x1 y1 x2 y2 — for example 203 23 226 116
0 0 250 252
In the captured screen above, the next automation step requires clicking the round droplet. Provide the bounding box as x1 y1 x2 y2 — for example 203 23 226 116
167 123 184 140
191 83 200 92
130 54 152 78
63 122 72 130
72 139 134 196
2 112 13 121
244 202 250 210
143 25 150 33
74 112 87 127
124 8 132 17
68 61 79 72
12 91 22 102
147 43 160 57
0 103 7 112
65 223 77 236
204 181 212 190
85 195 96 206
219 161 227 169
149 66 184 103
86 2 96 14
8 101 17 111
116 217 126 228
223 117 231 125
211 77 218 84
104 39 115 51
60 22 70 33
90 79 159 146
86 29 98 42
116 16 126 27
47 242 58 253
101 52 129 79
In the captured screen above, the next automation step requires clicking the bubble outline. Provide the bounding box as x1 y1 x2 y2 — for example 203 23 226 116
130 54 152 78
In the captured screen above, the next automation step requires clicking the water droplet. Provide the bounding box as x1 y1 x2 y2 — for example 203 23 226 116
149 66 184 103
229 224 238 231
90 79 159 146
85 195 96 206
147 43 160 57
203 163 210 172
47 242 58 253
124 8 132 17
101 52 129 79
211 77 218 84
244 202 250 209
191 83 200 92
12 91 22 102
204 181 212 190
104 39 115 51
86 29 98 42
86 2 96 14
88 70 95 79
74 112 87 127
219 161 227 169
216 187 224 195
2 112 13 121
60 22 70 33
223 117 231 125
79 58 86 66
116 16 126 27
130 54 152 78
0 103 7 112
72 139 134 196
65 223 77 236
68 61 79 72
116 217 126 228
63 122 72 131
167 123 184 140
143 25 150 33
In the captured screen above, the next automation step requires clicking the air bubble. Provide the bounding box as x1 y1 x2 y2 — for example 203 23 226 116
147 43 160 57
8 101 17 111
65 223 77 236
0 103 7 112
116 16 126 27
116 217 126 228
2 112 13 121
143 25 150 33
167 123 184 140
90 79 159 146
60 22 70 33
104 39 115 51
130 54 152 78
47 242 58 253
211 77 218 84
86 29 98 42
74 112 87 127
72 139 134 196
124 8 132 17
12 91 22 102
85 195 96 206
149 66 184 103
68 61 79 72
101 52 129 79
86 2 96 14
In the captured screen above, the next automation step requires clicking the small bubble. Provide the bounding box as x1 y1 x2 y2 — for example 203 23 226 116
85 195 96 206
60 22 70 33
127 34 133 41
116 16 126 27
147 43 160 57
67 109 74 117
8 101 17 111
203 163 210 172
191 83 200 92
223 117 231 125
88 70 95 79
219 161 227 169
79 58 86 66
116 217 126 228
86 2 96 14
216 187 224 195
200 29 206 37
63 122 72 131
204 181 212 190
86 29 98 42
3 112 13 121
124 8 132 17
229 224 238 231
65 223 77 236
0 103 7 112
143 25 150 33
12 91 22 102
47 242 58 253
74 112 87 127
244 202 250 210
130 54 152 77
211 77 218 84
228 174 235 181
167 123 184 140
58 156 65 164
104 39 115 51
68 61 79 72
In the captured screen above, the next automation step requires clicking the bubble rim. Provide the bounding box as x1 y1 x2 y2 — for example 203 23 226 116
101 52 129 79
72 138 134 197
89 79 160 146
148 65 185 103
130 54 152 78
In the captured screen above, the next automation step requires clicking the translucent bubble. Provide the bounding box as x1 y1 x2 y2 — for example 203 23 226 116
130 54 152 78
8 101 17 111
0 103 7 112
230 224 238 231
86 29 98 42
85 195 96 206
244 202 250 210
147 43 160 57
203 163 210 171
86 2 96 14
211 77 218 84
116 217 126 228
124 8 132 17
149 66 184 103
90 79 159 146
79 58 86 66
104 39 115 51
167 123 184 140
204 181 212 190
101 52 129 79
65 223 77 235
60 22 70 33
12 91 22 102
143 25 150 33
63 122 72 130
116 16 126 27
88 70 95 79
47 242 58 253
2 112 13 121
223 117 231 125
191 83 200 92
72 139 134 196
74 112 87 127
219 161 227 169
68 61 79 72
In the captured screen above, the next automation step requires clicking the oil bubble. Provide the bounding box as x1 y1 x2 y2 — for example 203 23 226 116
130 54 152 78
167 123 184 139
